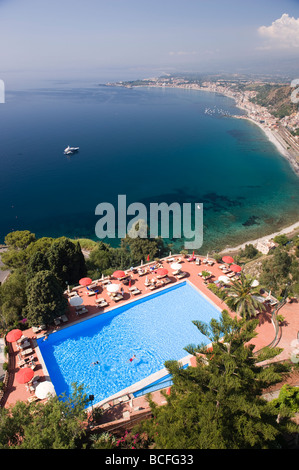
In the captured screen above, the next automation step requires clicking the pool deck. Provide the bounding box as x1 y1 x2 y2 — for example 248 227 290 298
2 254 299 428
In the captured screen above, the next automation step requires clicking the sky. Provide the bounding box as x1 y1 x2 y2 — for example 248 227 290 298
0 0 299 88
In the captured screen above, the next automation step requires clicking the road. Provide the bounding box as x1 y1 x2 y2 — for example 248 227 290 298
0 248 10 285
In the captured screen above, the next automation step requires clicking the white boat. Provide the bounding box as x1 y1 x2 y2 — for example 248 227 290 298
64 145 79 155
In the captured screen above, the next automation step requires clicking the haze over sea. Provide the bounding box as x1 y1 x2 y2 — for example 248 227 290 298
1 84 299 253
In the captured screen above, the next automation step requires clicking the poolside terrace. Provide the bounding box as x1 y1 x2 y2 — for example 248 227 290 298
2 253 298 428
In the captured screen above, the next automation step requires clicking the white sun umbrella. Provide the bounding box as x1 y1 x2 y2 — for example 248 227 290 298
171 262 182 271
218 275 230 284
251 279 259 287
107 283 120 293
35 381 56 400
69 296 83 307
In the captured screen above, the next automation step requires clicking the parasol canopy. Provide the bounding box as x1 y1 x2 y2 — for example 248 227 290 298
218 275 231 284
230 264 242 273
16 367 34 384
69 296 84 306
6 329 23 342
171 262 182 271
113 270 125 279
79 277 92 286
35 381 56 399
156 268 168 276
222 256 234 264
107 283 120 293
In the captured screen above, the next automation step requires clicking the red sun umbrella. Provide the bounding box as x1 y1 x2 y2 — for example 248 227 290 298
147 254 150 261
222 256 234 264
230 264 242 273
16 367 34 384
157 268 168 276
79 277 92 286
6 329 22 343
113 270 125 279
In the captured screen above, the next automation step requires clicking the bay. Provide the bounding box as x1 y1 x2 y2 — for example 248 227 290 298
0 85 298 253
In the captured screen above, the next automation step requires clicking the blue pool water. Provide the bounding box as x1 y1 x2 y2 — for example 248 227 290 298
37 282 221 404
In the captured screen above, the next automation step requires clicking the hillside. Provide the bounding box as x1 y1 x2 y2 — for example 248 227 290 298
249 84 298 119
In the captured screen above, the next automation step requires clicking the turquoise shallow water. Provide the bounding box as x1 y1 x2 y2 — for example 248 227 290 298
0 85 298 251
37 282 221 403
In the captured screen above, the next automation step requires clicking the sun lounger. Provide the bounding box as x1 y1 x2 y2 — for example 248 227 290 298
60 314 68 322
54 317 61 326
98 300 108 308
131 289 141 295
119 394 130 402
28 375 40 385
17 335 28 344
19 340 31 349
28 395 39 403
77 308 88 314
32 326 42 334
87 289 98 296
68 291 78 298
195 258 201 265
102 402 111 410
172 270 181 275
176 272 187 279
112 294 123 301
21 348 33 356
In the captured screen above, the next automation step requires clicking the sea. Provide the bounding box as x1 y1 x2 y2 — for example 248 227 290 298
0 84 299 253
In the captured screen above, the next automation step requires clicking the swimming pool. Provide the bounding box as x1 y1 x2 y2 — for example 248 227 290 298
37 282 222 405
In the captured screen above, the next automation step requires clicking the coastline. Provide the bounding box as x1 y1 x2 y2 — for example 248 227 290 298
130 82 299 177
232 108 299 177
219 220 299 255
192 83 299 176
133 83 299 254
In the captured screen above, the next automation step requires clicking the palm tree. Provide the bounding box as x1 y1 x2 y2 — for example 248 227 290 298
225 273 265 319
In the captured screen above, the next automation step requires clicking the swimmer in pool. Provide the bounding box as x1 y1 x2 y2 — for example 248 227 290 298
129 355 136 363
91 361 100 366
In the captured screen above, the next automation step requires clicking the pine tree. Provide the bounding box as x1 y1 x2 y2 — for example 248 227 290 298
25 270 68 326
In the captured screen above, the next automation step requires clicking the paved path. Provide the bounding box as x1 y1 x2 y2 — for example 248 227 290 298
0 248 10 284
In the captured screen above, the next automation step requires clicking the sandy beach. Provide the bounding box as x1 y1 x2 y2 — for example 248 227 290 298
233 110 299 177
